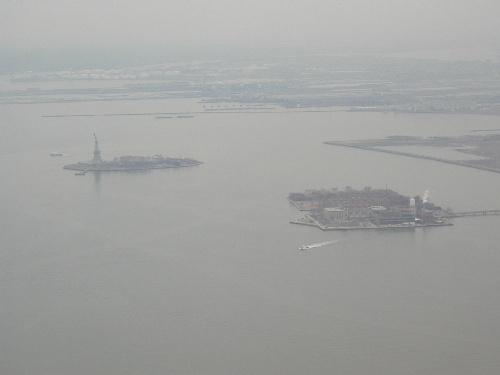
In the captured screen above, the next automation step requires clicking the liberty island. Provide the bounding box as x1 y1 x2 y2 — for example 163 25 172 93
63 134 202 172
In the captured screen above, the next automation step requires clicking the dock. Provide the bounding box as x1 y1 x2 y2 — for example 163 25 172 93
444 210 500 218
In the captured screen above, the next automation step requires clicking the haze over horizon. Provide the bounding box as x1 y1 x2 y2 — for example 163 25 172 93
2 0 500 71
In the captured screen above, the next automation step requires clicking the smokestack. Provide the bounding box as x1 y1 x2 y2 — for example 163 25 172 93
410 198 416 219
423 190 430 204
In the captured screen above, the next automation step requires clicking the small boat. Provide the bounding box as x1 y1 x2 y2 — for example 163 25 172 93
50 152 64 157
74 171 86 176
299 245 314 250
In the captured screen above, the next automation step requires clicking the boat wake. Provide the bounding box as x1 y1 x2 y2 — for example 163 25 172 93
299 240 339 251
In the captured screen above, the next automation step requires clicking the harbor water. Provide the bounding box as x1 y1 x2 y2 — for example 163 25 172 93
2 99 500 374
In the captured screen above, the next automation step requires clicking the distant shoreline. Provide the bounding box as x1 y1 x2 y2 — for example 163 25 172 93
38 106 500 118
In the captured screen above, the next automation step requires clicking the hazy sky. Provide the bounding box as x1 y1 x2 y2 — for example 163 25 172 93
1 0 499 54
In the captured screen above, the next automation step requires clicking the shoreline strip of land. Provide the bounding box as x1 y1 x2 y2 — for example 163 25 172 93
325 140 500 174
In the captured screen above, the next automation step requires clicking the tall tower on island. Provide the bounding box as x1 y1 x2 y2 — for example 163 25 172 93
92 133 103 164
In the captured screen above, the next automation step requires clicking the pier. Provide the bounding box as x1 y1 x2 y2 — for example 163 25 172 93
444 210 500 218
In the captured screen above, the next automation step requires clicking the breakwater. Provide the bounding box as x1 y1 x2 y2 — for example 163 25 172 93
325 141 500 174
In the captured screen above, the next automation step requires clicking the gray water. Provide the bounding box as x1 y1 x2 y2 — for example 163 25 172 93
2 99 500 374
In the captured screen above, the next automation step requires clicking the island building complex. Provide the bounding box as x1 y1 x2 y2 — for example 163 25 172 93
289 187 448 230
